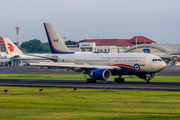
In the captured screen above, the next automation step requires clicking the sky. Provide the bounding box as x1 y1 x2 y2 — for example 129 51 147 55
0 0 180 44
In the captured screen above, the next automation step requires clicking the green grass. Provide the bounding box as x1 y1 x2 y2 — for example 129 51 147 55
0 87 180 120
0 74 180 82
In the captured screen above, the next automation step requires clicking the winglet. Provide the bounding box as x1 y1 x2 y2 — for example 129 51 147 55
44 23 74 54
3 38 23 55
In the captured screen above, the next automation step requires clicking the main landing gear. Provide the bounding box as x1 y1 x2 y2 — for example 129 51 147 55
86 78 97 83
114 76 125 83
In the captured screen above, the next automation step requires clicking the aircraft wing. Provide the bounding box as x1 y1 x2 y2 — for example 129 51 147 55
30 62 120 70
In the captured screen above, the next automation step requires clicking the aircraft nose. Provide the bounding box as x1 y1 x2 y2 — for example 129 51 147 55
160 62 166 70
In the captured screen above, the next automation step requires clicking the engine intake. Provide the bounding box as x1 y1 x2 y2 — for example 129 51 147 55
92 69 111 81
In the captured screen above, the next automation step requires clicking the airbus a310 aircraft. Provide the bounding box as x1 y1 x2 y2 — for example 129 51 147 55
30 23 166 83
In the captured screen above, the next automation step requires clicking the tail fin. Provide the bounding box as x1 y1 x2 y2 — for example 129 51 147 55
3 38 23 55
44 23 74 54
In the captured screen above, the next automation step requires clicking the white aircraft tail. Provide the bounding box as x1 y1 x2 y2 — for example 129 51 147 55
44 23 74 54
3 38 23 55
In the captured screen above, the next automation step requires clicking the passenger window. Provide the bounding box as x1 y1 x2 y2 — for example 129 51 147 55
158 59 162 61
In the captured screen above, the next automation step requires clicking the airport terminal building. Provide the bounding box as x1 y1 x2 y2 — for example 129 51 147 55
68 36 180 61
69 36 156 53
0 36 6 53
123 44 180 61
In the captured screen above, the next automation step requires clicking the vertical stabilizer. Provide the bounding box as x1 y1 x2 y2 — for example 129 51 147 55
44 23 74 54
3 38 23 55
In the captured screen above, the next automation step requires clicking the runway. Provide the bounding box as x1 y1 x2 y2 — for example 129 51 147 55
0 65 180 91
0 79 180 91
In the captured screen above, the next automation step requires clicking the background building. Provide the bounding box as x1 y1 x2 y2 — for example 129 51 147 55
123 44 180 61
70 36 156 53
0 36 6 52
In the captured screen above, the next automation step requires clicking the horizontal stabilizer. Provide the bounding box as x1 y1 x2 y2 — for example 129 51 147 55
27 54 58 62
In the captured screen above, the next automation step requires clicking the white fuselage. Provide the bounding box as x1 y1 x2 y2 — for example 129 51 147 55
53 53 166 73
0 56 11 64
0 52 10 64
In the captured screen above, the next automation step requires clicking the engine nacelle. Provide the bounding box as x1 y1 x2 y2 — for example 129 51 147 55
91 69 111 81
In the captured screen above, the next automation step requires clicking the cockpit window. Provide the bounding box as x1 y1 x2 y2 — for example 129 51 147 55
152 59 157 61
152 59 163 61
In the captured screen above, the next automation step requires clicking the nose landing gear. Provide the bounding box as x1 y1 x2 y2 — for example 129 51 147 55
144 74 151 83
145 78 150 83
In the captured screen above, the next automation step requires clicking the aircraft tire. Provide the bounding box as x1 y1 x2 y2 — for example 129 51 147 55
92 79 97 83
121 78 125 83
145 77 150 83
86 78 96 83
145 80 150 83
114 78 119 83
114 78 124 83
86 79 90 83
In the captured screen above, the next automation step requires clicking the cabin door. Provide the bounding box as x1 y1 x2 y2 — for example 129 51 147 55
140 56 146 66
66 55 72 62
108 58 112 65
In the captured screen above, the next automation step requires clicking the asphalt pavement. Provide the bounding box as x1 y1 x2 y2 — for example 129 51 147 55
0 65 180 91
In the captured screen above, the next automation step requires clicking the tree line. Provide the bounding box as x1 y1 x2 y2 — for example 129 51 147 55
20 39 85 53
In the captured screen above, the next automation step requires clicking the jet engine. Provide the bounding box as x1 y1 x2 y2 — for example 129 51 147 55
91 69 111 81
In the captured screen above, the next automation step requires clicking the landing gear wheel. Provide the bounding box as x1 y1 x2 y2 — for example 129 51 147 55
145 77 150 83
121 78 124 82
86 79 90 83
114 78 125 83
114 78 118 83
91 79 97 83
145 79 150 83
86 78 96 83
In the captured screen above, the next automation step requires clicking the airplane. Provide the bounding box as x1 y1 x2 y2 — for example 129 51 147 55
0 56 11 66
30 23 166 83
0 52 12 65
3 38 52 65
